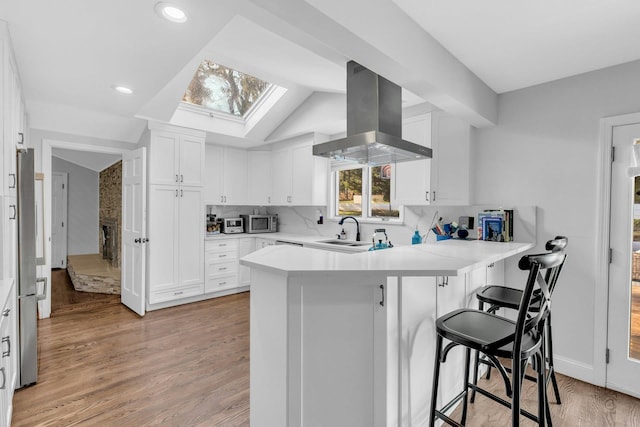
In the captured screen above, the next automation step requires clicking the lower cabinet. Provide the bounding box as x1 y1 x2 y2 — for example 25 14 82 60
0 282 16 427
204 237 255 295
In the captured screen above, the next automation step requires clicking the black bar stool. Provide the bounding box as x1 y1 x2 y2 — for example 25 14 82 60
429 250 566 427
473 236 568 407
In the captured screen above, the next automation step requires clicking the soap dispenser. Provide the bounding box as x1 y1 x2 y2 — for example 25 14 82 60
339 228 347 240
412 227 422 245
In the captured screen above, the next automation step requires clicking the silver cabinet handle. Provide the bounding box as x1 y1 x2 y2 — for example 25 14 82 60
180 189 183 197
0 367 5 390
175 189 178 197
8 174 16 189
17 132 24 144
9 205 16 220
174 291 184 296
219 243 227 247
379 284 385 307
175 174 179 182
219 281 227 286
433 191 436 202
219 254 227 258
180 174 183 182
219 267 227 271
2 336 10 358
2 309 9 317
425 191 429 202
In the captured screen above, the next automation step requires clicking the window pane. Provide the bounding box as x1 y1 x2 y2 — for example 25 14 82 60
182 60 271 117
631 176 640 361
370 165 399 218
337 168 362 216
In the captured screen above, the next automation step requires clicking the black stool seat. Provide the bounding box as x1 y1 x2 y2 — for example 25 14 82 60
437 309 542 360
476 286 526 311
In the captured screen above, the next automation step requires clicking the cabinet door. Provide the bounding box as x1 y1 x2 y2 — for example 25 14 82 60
238 237 256 287
148 185 179 292
203 145 224 204
394 114 431 206
179 135 205 187
223 147 248 205
430 113 470 205
2 197 17 283
290 144 314 205
465 266 487 309
486 260 505 286
271 148 292 204
178 187 204 288
2 54 18 198
247 151 272 205
149 132 179 185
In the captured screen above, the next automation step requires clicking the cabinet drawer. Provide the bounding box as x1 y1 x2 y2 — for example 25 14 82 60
206 250 237 263
205 274 238 293
205 240 238 252
206 260 237 277
149 283 204 304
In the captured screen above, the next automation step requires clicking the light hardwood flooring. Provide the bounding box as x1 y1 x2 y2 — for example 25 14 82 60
13 274 640 426
50 268 120 315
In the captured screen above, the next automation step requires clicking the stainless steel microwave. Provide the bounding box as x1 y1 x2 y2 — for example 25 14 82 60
240 214 277 234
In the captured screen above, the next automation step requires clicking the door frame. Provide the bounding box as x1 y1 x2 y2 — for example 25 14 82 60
51 172 68 269
41 139 130 319
596 111 640 387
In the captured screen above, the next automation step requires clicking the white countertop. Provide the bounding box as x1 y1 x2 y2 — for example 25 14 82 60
240 239 534 277
206 232 375 252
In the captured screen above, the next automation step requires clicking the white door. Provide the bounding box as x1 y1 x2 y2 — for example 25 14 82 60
51 172 68 268
608 122 640 398
121 147 147 316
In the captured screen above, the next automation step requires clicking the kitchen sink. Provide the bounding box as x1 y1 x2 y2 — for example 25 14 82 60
318 239 372 247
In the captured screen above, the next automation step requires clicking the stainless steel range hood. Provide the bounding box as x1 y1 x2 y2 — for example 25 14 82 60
313 61 432 166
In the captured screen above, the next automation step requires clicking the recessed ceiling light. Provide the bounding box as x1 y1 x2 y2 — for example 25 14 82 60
155 2 187 23
113 85 133 95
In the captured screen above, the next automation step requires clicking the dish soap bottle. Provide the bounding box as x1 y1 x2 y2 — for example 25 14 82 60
340 228 347 240
412 227 422 245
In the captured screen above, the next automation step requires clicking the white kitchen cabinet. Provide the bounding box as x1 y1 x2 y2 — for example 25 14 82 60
0 282 16 427
1 28 26 199
430 111 471 205
147 127 205 187
393 112 471 206
147 185 204 305
270 139 328 206
238 237 255 287
204 238 253 294
394 114 432 205
204 145 248 205
247 151 272 205
255 238 275 249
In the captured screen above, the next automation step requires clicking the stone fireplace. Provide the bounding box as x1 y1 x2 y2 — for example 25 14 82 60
100 217 118 268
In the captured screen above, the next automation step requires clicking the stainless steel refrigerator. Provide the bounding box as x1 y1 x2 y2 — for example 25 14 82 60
17 147 38 387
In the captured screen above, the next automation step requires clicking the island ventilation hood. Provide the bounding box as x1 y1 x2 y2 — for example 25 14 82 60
313 61 432 166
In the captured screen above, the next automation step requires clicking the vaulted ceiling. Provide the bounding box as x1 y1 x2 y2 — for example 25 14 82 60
2 0 640 147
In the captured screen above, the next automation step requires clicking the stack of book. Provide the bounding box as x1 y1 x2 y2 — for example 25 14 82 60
478 209 514 242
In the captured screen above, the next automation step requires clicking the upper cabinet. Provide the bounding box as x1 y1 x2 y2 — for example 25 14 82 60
247 151 272 205
203 134 328 207
430 111 471 205
147 125 205 187
1 26 26 199
271 136 328 206
393 112 471 207
203 145 248 205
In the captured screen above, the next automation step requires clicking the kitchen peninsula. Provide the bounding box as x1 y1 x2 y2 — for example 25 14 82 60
241 239 533 426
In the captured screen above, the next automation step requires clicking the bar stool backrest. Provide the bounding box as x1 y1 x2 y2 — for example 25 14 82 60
513 251 567 354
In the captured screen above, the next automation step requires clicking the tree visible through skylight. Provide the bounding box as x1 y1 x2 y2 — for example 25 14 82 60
182 60 271 117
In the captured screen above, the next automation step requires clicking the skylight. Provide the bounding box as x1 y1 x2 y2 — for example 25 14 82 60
182 60 271 117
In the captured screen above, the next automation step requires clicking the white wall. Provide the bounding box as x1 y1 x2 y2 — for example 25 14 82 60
472 59 640 384
52 157 99 255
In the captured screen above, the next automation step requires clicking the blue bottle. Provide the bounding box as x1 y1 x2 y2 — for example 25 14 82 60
412 229 422 245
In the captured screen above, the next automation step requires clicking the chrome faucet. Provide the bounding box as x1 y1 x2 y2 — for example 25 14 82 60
338 216 361 241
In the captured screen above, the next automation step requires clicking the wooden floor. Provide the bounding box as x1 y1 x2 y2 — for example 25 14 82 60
13 273 640 426
50 268 120 316
14 277 250 426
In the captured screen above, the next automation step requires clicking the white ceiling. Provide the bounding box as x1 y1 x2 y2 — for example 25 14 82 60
52 149 121 172
2 0 640 145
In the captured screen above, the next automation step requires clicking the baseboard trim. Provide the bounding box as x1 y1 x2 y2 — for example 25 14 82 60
553 355 601 387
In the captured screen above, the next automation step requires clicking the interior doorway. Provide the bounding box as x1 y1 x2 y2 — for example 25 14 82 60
41 140 131 319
